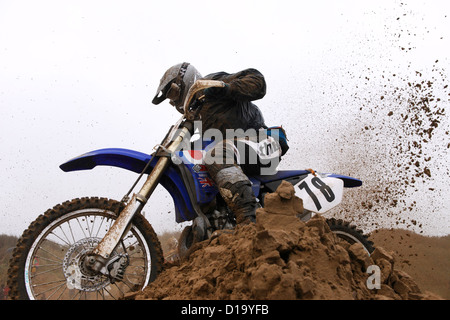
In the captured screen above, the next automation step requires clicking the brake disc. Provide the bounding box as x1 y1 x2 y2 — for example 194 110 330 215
63 237 111 292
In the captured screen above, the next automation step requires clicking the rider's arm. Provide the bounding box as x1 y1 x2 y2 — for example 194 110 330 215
224 68 267 102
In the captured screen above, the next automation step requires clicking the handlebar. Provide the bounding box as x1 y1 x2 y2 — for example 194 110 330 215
183 80 226 118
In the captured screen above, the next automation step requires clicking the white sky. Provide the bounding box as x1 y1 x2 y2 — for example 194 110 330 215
0 0 449 237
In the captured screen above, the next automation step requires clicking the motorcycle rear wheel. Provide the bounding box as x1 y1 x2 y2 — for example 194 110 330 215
327 218 375 254
7 197 163 300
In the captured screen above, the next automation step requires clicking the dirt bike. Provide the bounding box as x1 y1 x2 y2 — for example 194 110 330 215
7 80 374 300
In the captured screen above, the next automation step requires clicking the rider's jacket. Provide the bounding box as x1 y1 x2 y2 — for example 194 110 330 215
199 68 267 135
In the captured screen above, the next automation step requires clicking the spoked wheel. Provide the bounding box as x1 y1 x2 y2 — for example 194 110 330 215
327 218 375 254
7 197 163 300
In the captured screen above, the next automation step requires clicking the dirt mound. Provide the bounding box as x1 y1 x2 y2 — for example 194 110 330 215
370 228 450 299
133 181 443 300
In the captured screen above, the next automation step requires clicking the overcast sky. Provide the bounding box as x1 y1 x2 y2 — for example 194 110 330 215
1 0 449 237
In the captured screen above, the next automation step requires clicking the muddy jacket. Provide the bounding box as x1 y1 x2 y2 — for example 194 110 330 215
199 68 267 135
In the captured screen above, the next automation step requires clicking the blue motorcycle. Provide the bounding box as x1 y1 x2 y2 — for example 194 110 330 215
7 80 373 300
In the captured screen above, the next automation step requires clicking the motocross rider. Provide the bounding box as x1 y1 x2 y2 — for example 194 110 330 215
152 62 283 224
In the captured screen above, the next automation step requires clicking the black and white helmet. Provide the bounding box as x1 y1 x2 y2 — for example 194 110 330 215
152 62 202 113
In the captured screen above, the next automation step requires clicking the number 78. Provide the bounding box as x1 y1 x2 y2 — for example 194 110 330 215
298 177 336 211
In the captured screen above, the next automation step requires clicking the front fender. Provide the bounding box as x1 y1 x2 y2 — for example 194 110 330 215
60 148 197 222
60 148 152 173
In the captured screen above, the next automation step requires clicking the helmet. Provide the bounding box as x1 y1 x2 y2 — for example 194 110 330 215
152 62 202 113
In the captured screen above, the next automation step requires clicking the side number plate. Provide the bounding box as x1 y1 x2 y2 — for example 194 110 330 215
295 175 343 213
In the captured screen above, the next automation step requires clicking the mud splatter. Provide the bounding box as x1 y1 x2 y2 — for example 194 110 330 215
317 2 450 236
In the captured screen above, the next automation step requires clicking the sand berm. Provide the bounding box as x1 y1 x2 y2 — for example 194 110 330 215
130 181 443 300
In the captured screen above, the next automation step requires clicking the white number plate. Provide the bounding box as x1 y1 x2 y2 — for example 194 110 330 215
294 175 344 213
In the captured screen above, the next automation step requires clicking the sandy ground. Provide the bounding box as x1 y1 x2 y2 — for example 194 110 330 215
369 228 449 299
131 181 447 300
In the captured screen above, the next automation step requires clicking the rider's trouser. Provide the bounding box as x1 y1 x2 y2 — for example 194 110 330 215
204 140 256 224
204 135 281 224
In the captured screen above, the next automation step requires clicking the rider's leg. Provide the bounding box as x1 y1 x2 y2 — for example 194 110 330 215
215 166 257 224
205 140 256 224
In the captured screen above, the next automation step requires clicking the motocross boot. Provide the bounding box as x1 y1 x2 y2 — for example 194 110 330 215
214 166 257 224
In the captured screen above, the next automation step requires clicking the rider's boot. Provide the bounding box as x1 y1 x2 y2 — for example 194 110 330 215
214 166 257 224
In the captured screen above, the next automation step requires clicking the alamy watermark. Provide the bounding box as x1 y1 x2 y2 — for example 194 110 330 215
366 265 381 290
170 121 282 175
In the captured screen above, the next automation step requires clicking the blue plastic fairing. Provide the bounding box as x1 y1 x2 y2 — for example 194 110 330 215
60 148 152 173
325 174 362 188
251 170 362 188
60 148 198 222
251 170 311 183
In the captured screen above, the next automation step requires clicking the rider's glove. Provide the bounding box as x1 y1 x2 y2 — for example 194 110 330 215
204 83 230 100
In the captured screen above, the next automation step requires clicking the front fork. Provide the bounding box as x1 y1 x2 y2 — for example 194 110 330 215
89 123 192 273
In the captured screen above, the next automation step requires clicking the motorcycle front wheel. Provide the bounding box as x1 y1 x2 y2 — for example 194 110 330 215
7 197 163 300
